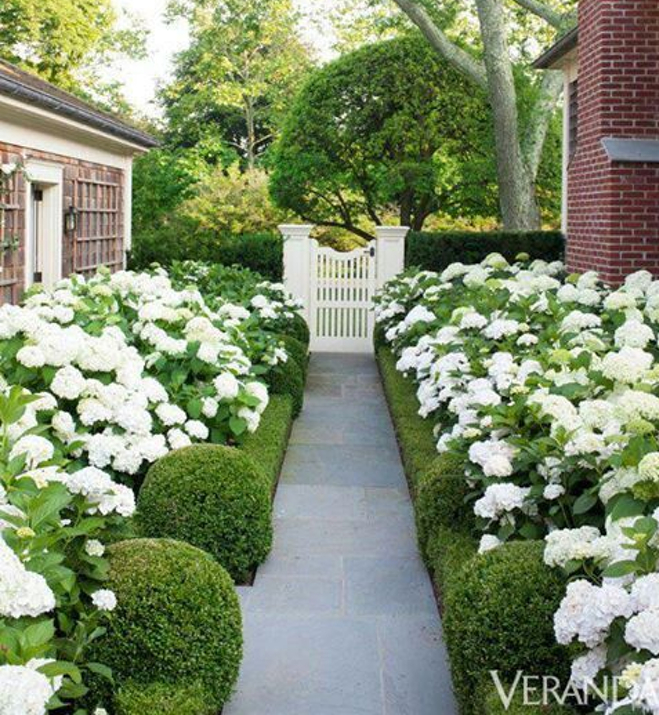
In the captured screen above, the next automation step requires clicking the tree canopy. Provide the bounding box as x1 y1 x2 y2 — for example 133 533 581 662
163 0 312 168
270 34 498 241
383 0 575 229
0 0 145 108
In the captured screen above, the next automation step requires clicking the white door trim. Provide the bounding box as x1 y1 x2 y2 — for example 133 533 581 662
25 160 64 290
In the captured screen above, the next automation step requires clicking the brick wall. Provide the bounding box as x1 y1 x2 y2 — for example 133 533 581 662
567 0 659 284
0 141 125 303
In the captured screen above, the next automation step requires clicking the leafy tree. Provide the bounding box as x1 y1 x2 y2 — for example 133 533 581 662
0 0 145 105
382 0 576 229
270 35 498 241
164 0 313 168
180 163 290 235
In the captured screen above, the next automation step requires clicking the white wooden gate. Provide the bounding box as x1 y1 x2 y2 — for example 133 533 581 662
281 225 408 353
310 244 376 353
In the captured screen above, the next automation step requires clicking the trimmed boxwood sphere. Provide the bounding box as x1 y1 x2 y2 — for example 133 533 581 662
281 313 310 348
91 539 242 710
443 541 569 715
415 453 474 560
116 680 215 715
277 333 309 376
137 445 273 581
266 357 304 417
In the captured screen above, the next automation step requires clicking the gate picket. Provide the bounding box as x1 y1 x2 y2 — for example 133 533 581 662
310 243 376 353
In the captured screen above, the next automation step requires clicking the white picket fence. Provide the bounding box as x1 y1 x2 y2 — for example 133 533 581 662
280 225 408 353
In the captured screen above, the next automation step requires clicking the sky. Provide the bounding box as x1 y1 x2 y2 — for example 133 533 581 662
110 0 338 117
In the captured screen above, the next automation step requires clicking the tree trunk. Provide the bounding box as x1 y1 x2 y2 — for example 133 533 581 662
245 98 256 170
476 0 542 231
474 0 541 230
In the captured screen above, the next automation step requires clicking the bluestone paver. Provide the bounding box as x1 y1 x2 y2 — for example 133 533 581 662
225 353 457 715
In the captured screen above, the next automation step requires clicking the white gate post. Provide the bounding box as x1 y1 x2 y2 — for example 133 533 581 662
279 224 314 322
375 226 409 289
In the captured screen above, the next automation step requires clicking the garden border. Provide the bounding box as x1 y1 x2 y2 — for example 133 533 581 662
376 346 572 715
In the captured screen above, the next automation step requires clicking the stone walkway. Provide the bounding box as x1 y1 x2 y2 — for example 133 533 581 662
225 353 456 715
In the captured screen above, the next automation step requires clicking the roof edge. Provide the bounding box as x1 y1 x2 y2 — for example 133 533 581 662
0 66 159 150
533 27 579 70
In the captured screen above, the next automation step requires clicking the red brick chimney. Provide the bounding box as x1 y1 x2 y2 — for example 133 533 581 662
567 0 659 283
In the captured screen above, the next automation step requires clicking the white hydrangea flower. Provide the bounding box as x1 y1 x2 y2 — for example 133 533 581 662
0 538 56 618
473 483 530 521
214 373 240 401
554 580 633 647
91 589 117 612
0 664 56 715
478 535 502 554
626 610 659 656
9 435 54 468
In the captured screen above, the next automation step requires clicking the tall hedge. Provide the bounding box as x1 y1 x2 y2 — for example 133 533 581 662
406 230 564 272
129 230 283 281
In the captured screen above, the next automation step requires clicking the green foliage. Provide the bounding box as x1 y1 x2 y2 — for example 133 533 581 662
443 542 570 715
481 681 573 715
416 453 474 559
279 314 311 349
240 395 294 488
265 358 305 418
271 34 496 239
180 163 290 235
376 347 437 487
116 680 215 715
91 539 242 711
136 445 273 582
0 0 145 108
426 525 477 595
129 231 284 281
276 335 309 378
405 230 565 272
163 0 312 167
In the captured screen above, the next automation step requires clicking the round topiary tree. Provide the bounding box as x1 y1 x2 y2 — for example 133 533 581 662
443 541 570 715
137 445 272 581
270 34 495 239
90 539 242 712
265 357 305 417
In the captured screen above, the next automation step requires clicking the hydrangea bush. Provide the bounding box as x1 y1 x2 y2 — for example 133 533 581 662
0 385 130 714
0 261 304 713
374 254 659 714
0 265 302 486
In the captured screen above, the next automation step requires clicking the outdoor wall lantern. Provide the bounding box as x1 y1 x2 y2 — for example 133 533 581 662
65 205 79 234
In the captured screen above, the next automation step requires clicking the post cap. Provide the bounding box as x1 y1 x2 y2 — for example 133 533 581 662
278 224 315 238
375 226 410 239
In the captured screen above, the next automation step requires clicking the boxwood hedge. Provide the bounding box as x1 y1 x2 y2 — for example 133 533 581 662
136 445 272 581
91 539 242 711
406 230 564 273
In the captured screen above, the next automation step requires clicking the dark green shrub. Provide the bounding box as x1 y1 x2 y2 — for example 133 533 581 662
265 358 305 417
406 230 564 273
137 445 272 581
416 453 474 559
240 394 293 488
443 541 570 715
377 348 437 488
116 680 214 715
277 334 309 377
279 313 310 348
481 681 574 715
130 229 283 281
427 525 477 595
373 323 388 351
91 539 242 710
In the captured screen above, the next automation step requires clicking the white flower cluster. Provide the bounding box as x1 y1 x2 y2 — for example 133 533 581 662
374 256 659 714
